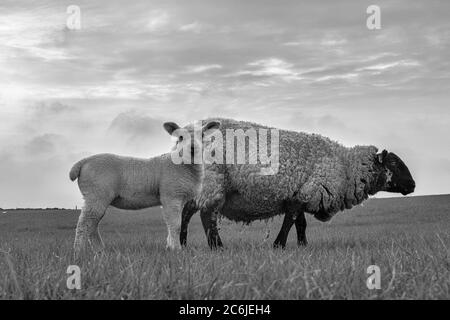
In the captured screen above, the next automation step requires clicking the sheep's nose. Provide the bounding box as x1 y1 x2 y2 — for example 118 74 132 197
402 180 415 195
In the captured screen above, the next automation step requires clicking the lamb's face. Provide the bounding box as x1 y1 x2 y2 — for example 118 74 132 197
163 121 221 163
163 122 200 161
378 150 415 195
175 134 198 156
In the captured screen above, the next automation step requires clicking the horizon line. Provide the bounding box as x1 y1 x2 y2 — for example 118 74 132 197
1 193 449 211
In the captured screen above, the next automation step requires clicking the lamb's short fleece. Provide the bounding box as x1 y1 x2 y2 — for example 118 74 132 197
70 120 220 255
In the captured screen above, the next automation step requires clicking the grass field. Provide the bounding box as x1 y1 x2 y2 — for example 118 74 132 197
0 195 449 299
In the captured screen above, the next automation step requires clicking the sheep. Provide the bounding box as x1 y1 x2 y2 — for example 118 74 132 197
69 120 220 255
179 118 416 249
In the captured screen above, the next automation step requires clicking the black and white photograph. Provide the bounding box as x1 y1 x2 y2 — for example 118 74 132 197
0 0 449 304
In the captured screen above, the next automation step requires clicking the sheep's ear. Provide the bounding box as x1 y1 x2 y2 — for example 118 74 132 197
202 121 221 136
377 149 388 164
163 122 180 136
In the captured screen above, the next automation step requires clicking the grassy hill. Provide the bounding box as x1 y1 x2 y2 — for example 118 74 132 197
0 194 449 299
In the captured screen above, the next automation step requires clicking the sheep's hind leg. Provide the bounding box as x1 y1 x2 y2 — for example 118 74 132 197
161 200 183 250
180 200 197 247
74 201 108 257
295 211 308 246
200 208 223 249
273 211 297 249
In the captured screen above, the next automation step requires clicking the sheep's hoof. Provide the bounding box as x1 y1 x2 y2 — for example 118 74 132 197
297 239 308 246
180 232 188 247
208 243 223 250
208 239 223 250
273 242 286 250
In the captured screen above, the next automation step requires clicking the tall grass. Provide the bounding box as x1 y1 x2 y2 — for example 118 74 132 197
0 195 449 299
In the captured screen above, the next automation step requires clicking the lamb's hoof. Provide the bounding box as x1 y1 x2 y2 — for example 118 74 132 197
297 238 308 247
73 246 99 261
166 244 182 250
73 242 100 260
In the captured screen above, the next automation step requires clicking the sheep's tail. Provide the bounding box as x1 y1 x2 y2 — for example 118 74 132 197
69 159 87 181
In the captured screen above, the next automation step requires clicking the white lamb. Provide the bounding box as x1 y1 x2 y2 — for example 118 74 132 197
69 120 220 256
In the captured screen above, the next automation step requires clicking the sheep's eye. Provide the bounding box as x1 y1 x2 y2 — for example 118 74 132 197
178 136 184 142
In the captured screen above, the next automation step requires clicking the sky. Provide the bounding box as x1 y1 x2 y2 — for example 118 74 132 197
0 0 449 208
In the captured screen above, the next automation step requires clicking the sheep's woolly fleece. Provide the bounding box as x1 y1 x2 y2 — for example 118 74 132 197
185 118 383 222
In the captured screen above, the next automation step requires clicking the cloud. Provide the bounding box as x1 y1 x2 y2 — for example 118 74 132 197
107 111 172 156
232 58 301 82
356 60 420 72
14 101 93 139
146 10 171 32
32 101 77 117
1 0 450 206
108 111 163 139
248 59 294 76
0 6 70 61
24 134 65 156
185 64 222 73
179 21 205 33
315 73 359 82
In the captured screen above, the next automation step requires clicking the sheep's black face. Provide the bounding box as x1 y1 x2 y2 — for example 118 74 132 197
378 150 415 195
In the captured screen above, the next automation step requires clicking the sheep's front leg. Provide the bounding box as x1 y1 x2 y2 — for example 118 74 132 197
197 169 225 249
273 211 296 249
295 211 308 246
200 208 223 249
180 200 197 247
74 202 107 257
161 200 183 250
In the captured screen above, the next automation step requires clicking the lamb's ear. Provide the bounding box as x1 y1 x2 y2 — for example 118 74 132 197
163 122 180 136
377 149 388 164
202 121 221 136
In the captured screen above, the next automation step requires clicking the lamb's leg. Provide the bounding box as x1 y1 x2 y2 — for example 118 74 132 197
273 211 296 249
200 208 223 249
74 201 107 257
294 211 308 246
161 200 183 250
180 200 197 247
